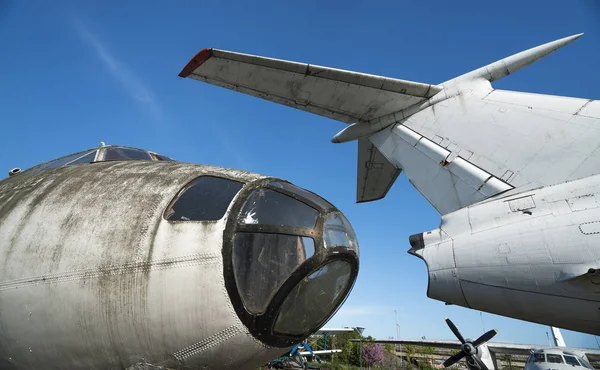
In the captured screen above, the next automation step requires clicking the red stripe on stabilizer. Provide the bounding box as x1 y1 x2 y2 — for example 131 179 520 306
178 48 213 77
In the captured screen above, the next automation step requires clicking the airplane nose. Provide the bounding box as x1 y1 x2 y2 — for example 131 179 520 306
223 180 359 347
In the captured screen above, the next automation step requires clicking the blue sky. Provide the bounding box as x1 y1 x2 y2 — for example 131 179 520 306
1 0 600 349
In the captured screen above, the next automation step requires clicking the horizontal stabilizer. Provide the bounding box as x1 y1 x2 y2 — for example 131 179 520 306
447 33 583 84
357 138 401 203
179 48 442 124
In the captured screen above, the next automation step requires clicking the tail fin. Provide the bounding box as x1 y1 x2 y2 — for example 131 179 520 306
551 327 567 347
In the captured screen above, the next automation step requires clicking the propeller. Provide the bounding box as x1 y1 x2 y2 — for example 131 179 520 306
442 317 498 370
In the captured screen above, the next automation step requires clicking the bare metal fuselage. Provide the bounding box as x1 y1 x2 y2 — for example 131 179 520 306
0 161 294 369
413 174 600 335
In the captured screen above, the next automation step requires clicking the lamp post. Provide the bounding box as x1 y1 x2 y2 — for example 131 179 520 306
357 327 365 370
394 310 399 339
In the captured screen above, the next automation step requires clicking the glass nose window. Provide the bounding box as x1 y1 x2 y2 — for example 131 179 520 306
233 187 321 314
273 260 353 336
226 181 359 346
323 213 359 254
233 233 315 314
238 188 318 228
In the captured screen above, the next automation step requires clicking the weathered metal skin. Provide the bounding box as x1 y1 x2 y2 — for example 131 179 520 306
0 160 284 369
412 174 600 335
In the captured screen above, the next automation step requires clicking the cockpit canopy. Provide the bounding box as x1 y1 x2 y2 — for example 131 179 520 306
18 144 174 176
528 350 594 369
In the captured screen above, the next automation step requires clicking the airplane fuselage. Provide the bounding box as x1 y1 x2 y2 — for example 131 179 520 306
0 161 276 369
0 148 359 370
411 173 600 335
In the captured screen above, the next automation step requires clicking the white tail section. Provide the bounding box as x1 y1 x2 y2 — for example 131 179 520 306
180 33 590 213
551 327 567 347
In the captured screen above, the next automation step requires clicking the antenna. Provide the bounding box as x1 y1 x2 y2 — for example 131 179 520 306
480 312 485 332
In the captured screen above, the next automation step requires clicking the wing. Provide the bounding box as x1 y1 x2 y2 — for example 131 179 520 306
357 138 401 203
179 48 442 125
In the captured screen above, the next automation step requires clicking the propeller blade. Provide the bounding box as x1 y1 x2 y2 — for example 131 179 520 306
443 351 466 368
473 329 498 347
471 353 491 370
445 317 466 344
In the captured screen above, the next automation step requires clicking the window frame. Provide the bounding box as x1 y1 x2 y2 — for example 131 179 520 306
531 353 546 363
547 354 565 364
564 355 581 367
97 146 154 162
64 150 100 166
163 174 245 223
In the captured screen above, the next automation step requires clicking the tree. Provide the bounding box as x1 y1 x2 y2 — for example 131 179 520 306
361 344 384 368
332 330 361 366
419 345 435 355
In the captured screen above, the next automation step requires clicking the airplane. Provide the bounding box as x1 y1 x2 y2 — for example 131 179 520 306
267 328 352 369
367 318 600 370
178 33 600 335
0 144 360 369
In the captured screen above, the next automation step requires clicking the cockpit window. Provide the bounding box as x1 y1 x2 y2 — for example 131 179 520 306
531 353 545 363
323 213 359 254
65 151 97 166
233 233 315 314
547 354 565 364
154 154 175 161
165 176 243 221
238 188 318 228
104 147 153 161
25 150 94 174
564 356 581 366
